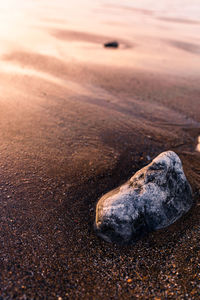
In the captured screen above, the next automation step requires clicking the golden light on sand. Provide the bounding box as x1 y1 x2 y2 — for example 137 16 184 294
0 0 29 53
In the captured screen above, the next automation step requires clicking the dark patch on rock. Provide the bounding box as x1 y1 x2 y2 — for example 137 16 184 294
94 151 193 244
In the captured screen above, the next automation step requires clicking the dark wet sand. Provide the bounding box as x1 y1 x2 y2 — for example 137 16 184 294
0 58 200 299
1 1 200 298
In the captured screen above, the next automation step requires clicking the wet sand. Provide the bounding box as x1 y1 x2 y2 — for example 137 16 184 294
0 0 200 299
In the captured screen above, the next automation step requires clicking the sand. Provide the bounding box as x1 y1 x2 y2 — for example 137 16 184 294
0 0 200 299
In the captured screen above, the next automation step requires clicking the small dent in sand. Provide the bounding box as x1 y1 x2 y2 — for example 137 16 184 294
168 39 200 55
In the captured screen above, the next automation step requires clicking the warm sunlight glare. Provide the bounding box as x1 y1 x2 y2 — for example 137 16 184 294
0 0 27 41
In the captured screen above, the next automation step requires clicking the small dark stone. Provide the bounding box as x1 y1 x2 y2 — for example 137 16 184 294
94 151 193 244
104 41 119 48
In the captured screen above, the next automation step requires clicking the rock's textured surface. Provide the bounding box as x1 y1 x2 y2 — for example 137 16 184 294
95 151 193 244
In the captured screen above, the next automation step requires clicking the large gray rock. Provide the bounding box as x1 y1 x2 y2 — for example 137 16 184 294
95 151 193 244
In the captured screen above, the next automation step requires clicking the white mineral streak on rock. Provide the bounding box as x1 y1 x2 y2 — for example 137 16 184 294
95 151 193 244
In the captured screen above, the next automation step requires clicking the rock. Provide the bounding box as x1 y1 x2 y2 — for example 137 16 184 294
94 151 193 244
104 41 119 48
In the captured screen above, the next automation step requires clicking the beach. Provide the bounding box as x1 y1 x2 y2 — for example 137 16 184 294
0 0 200 298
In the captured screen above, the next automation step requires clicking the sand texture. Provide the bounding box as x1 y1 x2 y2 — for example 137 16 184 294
0 0 200 298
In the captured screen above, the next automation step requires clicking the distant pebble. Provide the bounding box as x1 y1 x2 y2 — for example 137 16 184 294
104 41 119 48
